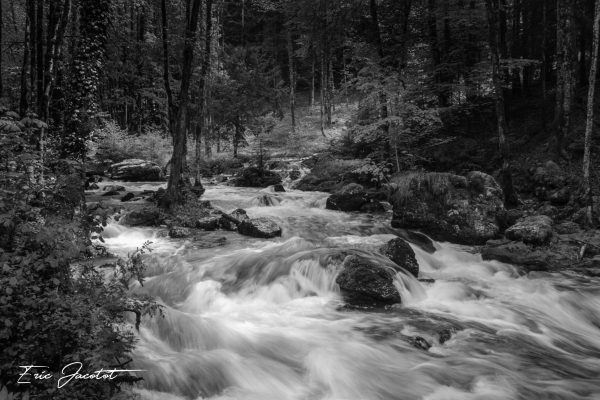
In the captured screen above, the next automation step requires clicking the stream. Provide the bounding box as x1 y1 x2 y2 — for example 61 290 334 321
99 182 600 400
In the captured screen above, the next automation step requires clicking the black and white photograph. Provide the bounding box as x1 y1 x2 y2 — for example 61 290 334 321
2 0 600 399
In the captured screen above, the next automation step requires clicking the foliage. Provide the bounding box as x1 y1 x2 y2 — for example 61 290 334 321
93 121 171 167
0 111 161 399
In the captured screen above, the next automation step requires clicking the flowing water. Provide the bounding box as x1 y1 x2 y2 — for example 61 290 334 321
100 183 600 400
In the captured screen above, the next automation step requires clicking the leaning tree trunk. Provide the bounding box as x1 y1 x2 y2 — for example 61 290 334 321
583 0 600 227
486 0 518 206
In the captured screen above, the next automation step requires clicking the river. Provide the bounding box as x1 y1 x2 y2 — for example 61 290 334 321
99 182 600 400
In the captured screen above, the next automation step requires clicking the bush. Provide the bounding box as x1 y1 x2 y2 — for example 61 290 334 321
196 154 250 177
93 121 171 167
296 155 383 192
1 111 161 399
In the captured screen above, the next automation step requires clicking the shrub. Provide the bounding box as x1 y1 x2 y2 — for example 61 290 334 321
94 121 171 167
1 111 161 399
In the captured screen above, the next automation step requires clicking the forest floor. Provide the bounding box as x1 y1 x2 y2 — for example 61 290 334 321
257 103 356 159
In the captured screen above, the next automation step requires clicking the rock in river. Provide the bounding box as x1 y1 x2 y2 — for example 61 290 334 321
505 215 553 245
379 238 419 277
238 217 282 238
232 167 282 187
326 183 368 212
220 208 250 231
389 171 504 244
336 255 401 306
169 226 192 238
107 159 164 181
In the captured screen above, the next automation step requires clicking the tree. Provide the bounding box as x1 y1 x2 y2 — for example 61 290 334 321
159 0 204 209
194 0 214 186
63 0 111 158
485 0 517 206
583 0 600 227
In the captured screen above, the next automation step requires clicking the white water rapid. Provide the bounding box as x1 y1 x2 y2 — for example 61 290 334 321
101 183 600 400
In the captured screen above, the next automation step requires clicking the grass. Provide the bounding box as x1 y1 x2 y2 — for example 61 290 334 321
390 171 455 205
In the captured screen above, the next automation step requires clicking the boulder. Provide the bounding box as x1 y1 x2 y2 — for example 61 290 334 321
220 208 249 230
196 216 221 230
505 215 553 245
554 221 581 235
103 185 126 192
389 171 505 244
537 204 559 218
360 201 386 213
335 255 401 306
233 167 282 187
120 192 135 202
408 336 431 351
273 184 286 192
122 207 162 226
85 175 103 189
481 237 579 271
379 238 419 277
238 217 282 238
531 161 565 189
288 170 301 180
326 183 368 212
169 226 192 238
107 159 164 181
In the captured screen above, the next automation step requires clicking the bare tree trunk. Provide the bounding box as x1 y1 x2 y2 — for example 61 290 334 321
287 27 296 133
583 0 600 227
19 0 31 116
486 0 517 206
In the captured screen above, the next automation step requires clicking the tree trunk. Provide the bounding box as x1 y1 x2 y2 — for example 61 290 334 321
0 0 3 97
233 120 240 158
194 0 213 186
287 27 296 133
42 0 71 122
320 54 326 136
541 0 547 129
486 0 518 206
36 0 44 114
19 0 31 116
311 54 315 109
29 0 36 107
160 0 204 209
583 0 600 227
